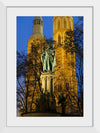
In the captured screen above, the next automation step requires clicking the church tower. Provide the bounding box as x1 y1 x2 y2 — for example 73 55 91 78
25 17 45 112
53 17 78 113
27 16 45 55
53 16 73 43
30 16 44 39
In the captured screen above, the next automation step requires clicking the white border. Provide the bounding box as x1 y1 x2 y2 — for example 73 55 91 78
7 7 92 126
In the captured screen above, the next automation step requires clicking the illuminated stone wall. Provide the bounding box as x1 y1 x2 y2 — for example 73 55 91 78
24 16 78 114
53 17 78 112
24 17 46 112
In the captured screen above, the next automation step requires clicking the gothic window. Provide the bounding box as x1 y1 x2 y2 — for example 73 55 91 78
70 19 72 30
37 20 40 24
64 31 67 41
58 35 61 44
38 20 40 24
64 19 66 28
68 18 71 30
58 20 60 29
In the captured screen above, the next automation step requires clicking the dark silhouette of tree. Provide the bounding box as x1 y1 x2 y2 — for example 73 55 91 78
64 17 83 113
58 93 66 114
17 51 27 113
53 17 83 116
65 17 83 92
57 82 82 116
17 39 53 115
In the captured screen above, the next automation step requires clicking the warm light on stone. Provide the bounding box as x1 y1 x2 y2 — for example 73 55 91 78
23 16 78 115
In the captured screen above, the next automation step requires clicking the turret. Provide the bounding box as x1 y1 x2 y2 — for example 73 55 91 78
30 16 45 39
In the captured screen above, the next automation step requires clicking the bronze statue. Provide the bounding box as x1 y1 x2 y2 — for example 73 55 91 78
41 45 56 73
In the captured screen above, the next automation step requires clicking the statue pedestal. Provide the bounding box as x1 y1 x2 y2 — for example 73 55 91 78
40 72 55 95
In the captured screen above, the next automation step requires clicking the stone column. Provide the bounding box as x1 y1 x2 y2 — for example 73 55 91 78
45 76 47 91
53 77 55 93
47 76 51 93
41 73 55 94
41 77 45 93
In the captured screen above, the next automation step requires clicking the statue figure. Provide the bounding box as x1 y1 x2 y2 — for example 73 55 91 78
41 45 56 73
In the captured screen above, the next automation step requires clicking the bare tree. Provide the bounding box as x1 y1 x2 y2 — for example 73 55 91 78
17 39 53 114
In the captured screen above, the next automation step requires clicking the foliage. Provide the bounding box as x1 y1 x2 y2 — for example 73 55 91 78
17 39 53 114
64 17 83 98
58 84 83 115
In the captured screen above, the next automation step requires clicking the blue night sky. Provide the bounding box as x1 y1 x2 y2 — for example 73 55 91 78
17 16 78 54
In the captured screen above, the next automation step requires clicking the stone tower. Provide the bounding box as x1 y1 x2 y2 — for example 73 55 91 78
25 16 45 112
53 17 78 113
27 16 45 54
30 16 44 39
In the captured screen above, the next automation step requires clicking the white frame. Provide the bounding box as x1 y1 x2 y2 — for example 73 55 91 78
1 0 98 132
7 7 92 127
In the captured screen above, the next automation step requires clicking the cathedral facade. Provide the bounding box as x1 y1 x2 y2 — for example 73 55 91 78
24 16 78 114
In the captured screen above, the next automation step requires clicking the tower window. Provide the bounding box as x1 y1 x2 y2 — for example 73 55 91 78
38 20 40 24
37 20 40 24
58 20 60 29
64 20 66 28
58 35 61 44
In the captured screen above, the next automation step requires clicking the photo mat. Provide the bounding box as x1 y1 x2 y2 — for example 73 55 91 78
7 7 92 126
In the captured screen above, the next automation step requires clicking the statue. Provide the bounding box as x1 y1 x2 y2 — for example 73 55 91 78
41 45 56 73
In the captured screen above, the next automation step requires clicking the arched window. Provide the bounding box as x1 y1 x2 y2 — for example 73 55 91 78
69 18 71 30
37 20 40 24
58 20 60 29
38 20 40 24
64 31 66 41
68 18 71 30
58 35 61 44
64 19 66 28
